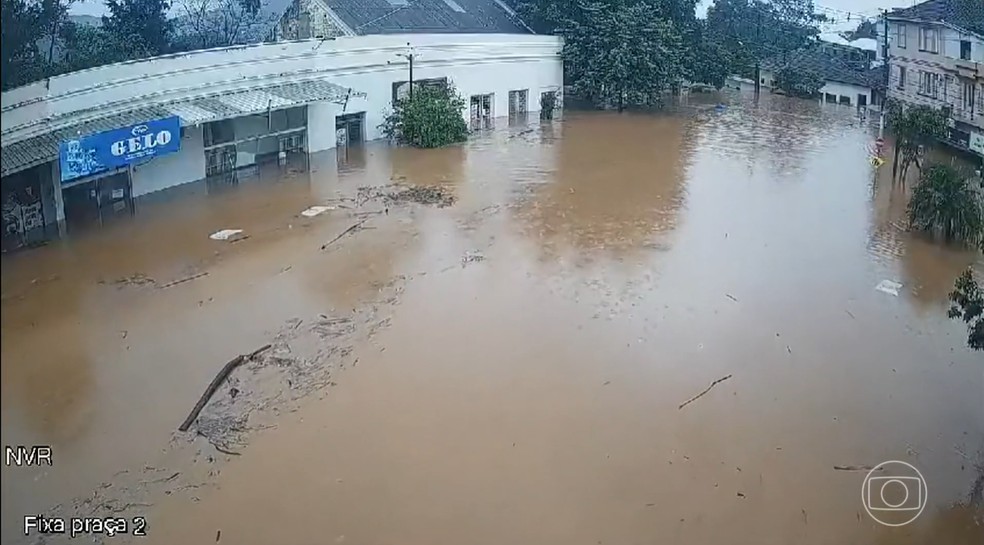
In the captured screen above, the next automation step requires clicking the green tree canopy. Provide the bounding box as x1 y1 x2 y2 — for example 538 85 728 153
56 20 149 74
885 99 950 181
519 0 704 110
948 269 984 352
103 0 173 57
907 163 984 248
704 0 823 79
774 65 822 97
380 84 469 148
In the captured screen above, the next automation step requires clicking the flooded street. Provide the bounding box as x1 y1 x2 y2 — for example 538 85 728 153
2 93 982 544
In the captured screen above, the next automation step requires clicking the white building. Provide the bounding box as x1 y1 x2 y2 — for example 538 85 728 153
759 46 879 108
1 1 562 252
885 0 984 158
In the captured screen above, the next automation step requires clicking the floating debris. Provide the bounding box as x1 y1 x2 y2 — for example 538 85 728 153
386 186 456 207
875 280 902 297
461 250 486 266
300 206 334 218
210 229 244 241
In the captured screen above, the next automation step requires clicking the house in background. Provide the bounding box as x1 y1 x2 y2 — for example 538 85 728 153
760 47 880 108
885 0 983 157
269 0 532 40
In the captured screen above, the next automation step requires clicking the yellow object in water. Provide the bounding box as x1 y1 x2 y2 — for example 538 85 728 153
870 156 885 167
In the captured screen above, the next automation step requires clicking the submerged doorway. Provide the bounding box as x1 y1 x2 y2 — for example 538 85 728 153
470 94 494 130
62 170 133 233
335 112 366 148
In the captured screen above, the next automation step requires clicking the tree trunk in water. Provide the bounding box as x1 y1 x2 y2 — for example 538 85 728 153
892 146 901 180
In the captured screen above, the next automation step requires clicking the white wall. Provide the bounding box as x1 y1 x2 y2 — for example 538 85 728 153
307 102 337 153
305 54 561 152
1 34 563 146
819 81 872 107
130 125 206 198
1 34 561 199
758 69 872 107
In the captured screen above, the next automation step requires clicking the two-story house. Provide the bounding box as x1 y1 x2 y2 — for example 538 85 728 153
885 0 984 158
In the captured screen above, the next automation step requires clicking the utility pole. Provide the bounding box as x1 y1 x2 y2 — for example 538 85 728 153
396 43 416 101
754 3 762 97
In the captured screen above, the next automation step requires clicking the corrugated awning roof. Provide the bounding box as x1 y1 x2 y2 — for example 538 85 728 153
1 79 355 178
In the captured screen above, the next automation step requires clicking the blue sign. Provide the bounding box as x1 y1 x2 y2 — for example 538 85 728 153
59 116 181 183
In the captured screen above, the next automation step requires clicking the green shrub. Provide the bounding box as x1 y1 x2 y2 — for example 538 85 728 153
380 84 468 148
948 269 984 352
907 163 984 247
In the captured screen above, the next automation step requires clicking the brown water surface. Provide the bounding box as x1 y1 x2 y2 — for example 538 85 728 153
2 93 982 544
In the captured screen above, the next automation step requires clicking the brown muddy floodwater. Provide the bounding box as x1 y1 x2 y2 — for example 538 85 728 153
2 93 983 545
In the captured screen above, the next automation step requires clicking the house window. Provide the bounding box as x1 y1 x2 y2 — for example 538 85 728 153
918 27 939 53
897 66 907 89
839 95 851 106
918 70 941 98
960 40 972 61
508 89 528 115
894 23 907 49
964 82 977 115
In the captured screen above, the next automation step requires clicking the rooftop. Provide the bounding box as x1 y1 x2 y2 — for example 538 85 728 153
761 47 876 89
886 0 984 36
322 0 529 35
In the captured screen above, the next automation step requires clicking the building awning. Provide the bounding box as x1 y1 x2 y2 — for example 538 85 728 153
1 79 356 178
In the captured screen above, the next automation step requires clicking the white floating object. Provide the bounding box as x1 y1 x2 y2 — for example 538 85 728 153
875 280 902 297
210 229 243 241
301 206 334 217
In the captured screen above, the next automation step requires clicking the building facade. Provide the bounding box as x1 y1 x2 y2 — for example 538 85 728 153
0 33 562 251
885 0 984 157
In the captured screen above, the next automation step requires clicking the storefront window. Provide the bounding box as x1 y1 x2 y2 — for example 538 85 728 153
204 120 236 147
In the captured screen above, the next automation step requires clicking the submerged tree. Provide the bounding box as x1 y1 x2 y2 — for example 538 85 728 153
704 0 824 80
774 65 823 97
519 0 698 110
885 99 949 182
907 163 984 247
948 269 984 352
380 84 468 148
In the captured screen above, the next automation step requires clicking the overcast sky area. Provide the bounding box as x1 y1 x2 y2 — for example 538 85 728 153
68 0 921 20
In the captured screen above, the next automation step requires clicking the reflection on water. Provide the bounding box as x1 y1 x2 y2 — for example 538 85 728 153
515 113 689 260
2 92 982 545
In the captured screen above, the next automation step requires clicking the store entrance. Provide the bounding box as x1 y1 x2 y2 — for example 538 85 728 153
62 170 133 233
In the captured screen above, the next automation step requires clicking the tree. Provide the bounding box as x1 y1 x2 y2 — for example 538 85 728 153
684 19 732 88
948 269 984 351
885 99 950 182
907 163 984 247
103 0 173 57
774 65 822 97
380 84 469 148
56 20 147 73
705 0 823 80
520 0 693 111
2 0 45 89
174 0 263 50
1 0 72 89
